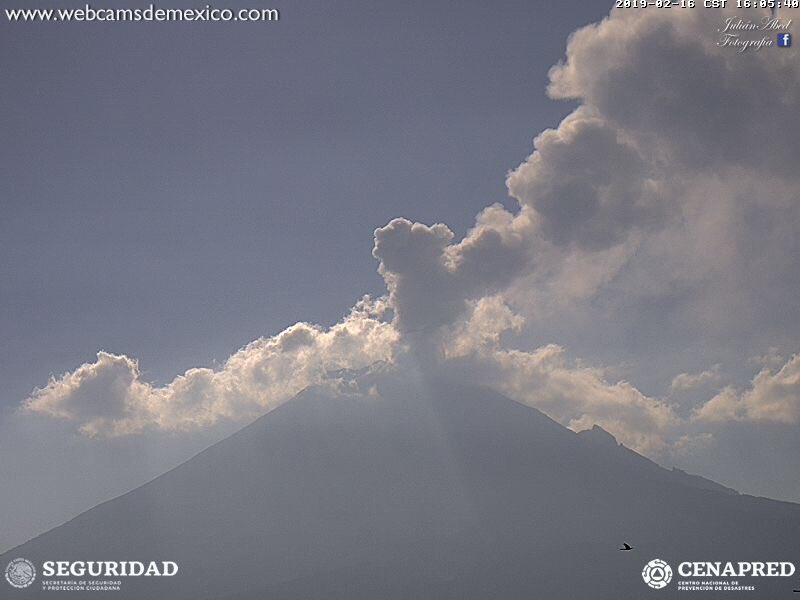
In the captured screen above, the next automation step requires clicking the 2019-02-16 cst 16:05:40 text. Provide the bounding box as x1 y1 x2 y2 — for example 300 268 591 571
616 0 800 8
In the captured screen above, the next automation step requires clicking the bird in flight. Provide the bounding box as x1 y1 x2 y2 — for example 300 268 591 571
619 543 633 551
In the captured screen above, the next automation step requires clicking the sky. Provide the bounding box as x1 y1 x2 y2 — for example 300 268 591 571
2 0 799 552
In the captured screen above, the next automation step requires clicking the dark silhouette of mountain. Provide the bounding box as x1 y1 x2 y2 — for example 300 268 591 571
3 372 799 599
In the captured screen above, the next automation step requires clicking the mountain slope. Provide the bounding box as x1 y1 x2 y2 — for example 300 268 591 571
3 373 799 598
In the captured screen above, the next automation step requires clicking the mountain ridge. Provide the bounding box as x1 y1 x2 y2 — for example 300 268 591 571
3 373 798 599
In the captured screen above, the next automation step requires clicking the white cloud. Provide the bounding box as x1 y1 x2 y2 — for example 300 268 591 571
430 298 678 455
694 355 800 424
373 6 800 353
24 298 399 436
369 5 800 453
451 342 680 456
671 366 721 392
23 6 800 463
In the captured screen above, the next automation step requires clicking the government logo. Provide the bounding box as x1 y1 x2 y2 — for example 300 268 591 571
642 558 673 589
5 558 36 589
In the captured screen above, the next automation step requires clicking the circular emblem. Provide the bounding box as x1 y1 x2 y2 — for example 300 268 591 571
5 558 36 589
642 558 672 589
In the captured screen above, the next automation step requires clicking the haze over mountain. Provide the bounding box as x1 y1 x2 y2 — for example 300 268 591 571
4 368 798 599
6 5 800 556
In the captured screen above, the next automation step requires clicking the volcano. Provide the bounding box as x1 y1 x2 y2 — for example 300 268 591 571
3 371 799 598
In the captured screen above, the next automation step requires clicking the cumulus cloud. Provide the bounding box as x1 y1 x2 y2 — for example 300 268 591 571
368 5 800 451
24 298 399 436
671 366 721 392
23 5 800 462
694 355 800 424
373 6 800 351
532 8 799 355
547 8 800 177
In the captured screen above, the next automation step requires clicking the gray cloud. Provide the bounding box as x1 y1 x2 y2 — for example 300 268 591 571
373 212 529 332
548 8 800 178
370 6 800 453
23 7 800 468
507 108 666 250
